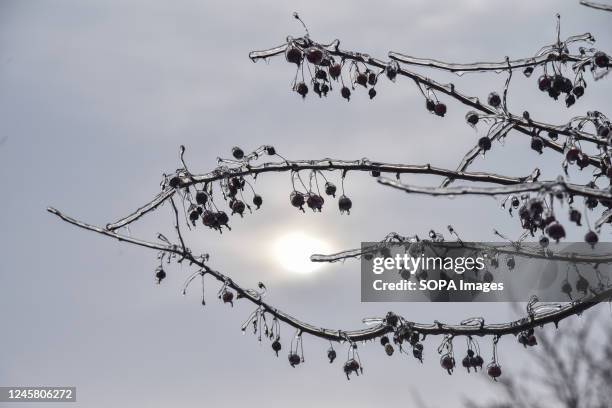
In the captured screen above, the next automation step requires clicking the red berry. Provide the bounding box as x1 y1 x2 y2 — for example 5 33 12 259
324 182 336 197
572 85 584 98
341 86 351 101
546 222 566 242
440 355 455 374
195 191 208 205
155 268 166 284
306 194 324 212
288 353 301 367
466 111 479 125
368 88 377 99
538 75 551 91
271 340 281 356
329 63 342 79
566 147 581 163
478 136 492 151
594 51 609 68
168 176 181 189
305 47 323 65
252 194 263 209
232 146 244 159
367 72 377 86
487 364 502 380
531 136 544 154
295 82 308 98
338 195 352 214
230 200 245 216
384 343 394 356
585 230 598 247
434 103 447 117
343 359 361 379
355 72 368 87
426 99 435 112
285 46 302 65
488 92 501 107
221 290 234 306
290 191 305 209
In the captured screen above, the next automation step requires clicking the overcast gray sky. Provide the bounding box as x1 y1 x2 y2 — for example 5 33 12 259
1 0 611 406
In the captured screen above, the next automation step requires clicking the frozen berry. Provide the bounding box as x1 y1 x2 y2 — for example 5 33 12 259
440 355 455 374
329 63 342 79
531 136 544 154
272 340 282 356
288 353 301 367
290 191 305 209
386 61 399 81
230 200 245 216
368 72 377 86
488 92 501 107
252 195 263 209
265 146 276 155
155 268 166 284
562 280 573 296
343 359 360 379
539 235 549 248
169 176 181 189
371 170 380 177
232 146 244 160
434 103 447 117
324 182 337 197
594 51 609 68
570 208 582 226
327 348 337 363
380 336 390 346
576 275 589 294
585 230 598 247
321 83 330 96
527 335 537 347
355 72 367 87
202 210 217 228
315 69 327 81
466 111 479 125
487 364 502 380
506 256 515 270
338 195 352 214
216 211 229 226
547 222 566 242
565 94 575 108
538 75 551 91
305 47 323 65
572 85 584 98
478 136 492 152
195 191 208 205
306 194 324 212
222 290 234 306
384 343 394 356
368 88 376 99
426 99 435 112
285 46 302 65
341 86 351 101
296 82 308 98
189 210 200 222
566 147 581 163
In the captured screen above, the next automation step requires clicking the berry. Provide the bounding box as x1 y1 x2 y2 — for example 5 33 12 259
338 195 352 214
576 275 589 294
462 356 472 372
577 155 591 170
189 210 200 223
434 103 447 117
367 72 377 86
538 75 551 91
321 83 330 96
168 176 181 189
216 211 229 227
565 94 575 108
561 77 573 94
527 335 537 347
288 353 301 367
195 191 208 205
518 333 529 347
329 63 342 79
315 69 327 81
473 355 484 369
548 87 561 100
355 72 368 87
539 235 549 248
413 344 423 362
478 136 492 152
585 230 598 247
594 51 609 68
285 46 302 65
324 182 337 197
230 200 246 216
290 191 305 210
252 194 263 209
272 340 282 356
386 61 399 81
566 147 581 163
511 197 520 208
562 280 573 296
155 268 166 284
295 82 308 98
506 256 515 270
232 146 244 160
305 47 323 65
306 194 324 212
344 359 361 380
569 208 582 226
341 86 351 101
327 348 337 363
426 99 435 112
466 111 479 125
572 85 585 98
487 364 502 380
380 336 390 346
313 82 322 97
440 355 455 374
221 290 234 306
202 210 217 228
547 222 566 242
531 136 544 154
384 343 394 356
368 88 377 99
597 125 610 138
488 92 501 107
523 66 534 77
371 170 381 177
